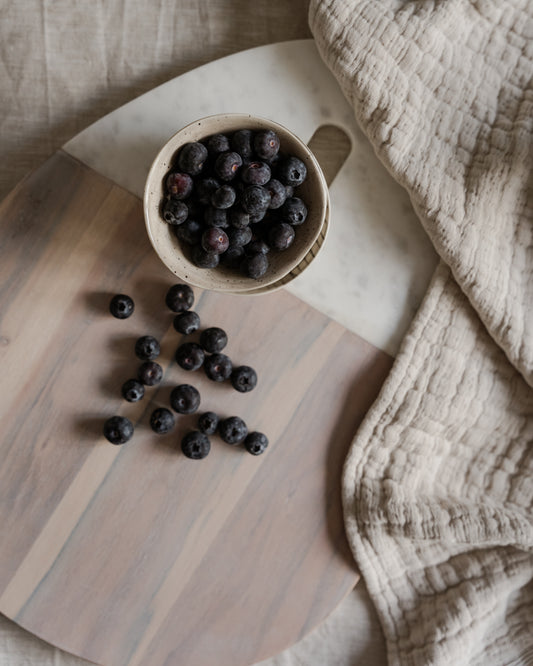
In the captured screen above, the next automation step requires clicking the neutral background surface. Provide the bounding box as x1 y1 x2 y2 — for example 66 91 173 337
0 1 387 665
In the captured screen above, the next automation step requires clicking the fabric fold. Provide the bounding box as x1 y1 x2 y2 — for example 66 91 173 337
309 1 533 664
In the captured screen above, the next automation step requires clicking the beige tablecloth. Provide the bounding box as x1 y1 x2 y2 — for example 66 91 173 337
0 2 386 665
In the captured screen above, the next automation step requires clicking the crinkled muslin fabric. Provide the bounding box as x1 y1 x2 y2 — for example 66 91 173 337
309 1 533 664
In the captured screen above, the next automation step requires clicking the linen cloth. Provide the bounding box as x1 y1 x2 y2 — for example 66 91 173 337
309 0 533 664
0 1 387 665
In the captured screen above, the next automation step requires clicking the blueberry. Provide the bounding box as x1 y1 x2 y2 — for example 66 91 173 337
103 415 134 445
244 431 269 455
277 156 307 187
109 294 134 319
229 208 251 229
227 226 252 248
195 177 221 205
134 335 160 361
218 416 248 445
265 179 287 209
204 207 229 228
177 142 208 176
248 209 268 223
165 172 193 199
231 365 257 393
192 245 220 269
241 252 269 279
121 378 145 402
253 130 280 161
170 384 201 414
231 129 254 161
204 353 232 382
241 161 271 186
211 185 236 209
207 133 230 154
199 327 228 353
201 227 229 254
173 310 201 335
175 218 202 245
268 222 295 250
244 239 270 255
175 342 205 371
163 198 188 225
181 430 211 459
241 186 271 216
215 151 243 181
198 411 219 435
165 283 194 312
220 245 245 268
282 197 307 225
150 407 175 434
138 361 163 386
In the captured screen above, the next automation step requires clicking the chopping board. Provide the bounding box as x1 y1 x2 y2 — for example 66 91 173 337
0 40 403 666
0 154 392 666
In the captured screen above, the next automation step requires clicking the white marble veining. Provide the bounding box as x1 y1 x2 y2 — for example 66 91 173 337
64 39 438 356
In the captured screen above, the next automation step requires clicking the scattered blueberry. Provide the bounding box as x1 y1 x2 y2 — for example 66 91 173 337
138 361 163 386
204 353 232 382
198 411 219 435
175 342 205 371
109 294 134 319
170 384 201 414
244 431 269 455
150 407 175 434
199 327 228 353
231 365 257 393
181 430 211 459
178 142 208 176
103 415 134 445
134 335 160 361
121 378 145 402
165 283 194 312
173 310 201 335
218 416 248 445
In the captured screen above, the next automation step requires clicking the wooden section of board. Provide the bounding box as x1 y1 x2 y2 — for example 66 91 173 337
0 151 392 666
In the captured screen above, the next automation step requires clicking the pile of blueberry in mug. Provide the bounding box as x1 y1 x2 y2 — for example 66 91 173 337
105 285 268 459
160 128 308 279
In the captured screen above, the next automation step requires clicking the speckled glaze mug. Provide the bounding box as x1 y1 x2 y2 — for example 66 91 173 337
143 113 329 294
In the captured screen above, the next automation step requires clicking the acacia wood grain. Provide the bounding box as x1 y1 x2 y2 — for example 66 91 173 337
0 151 392 666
